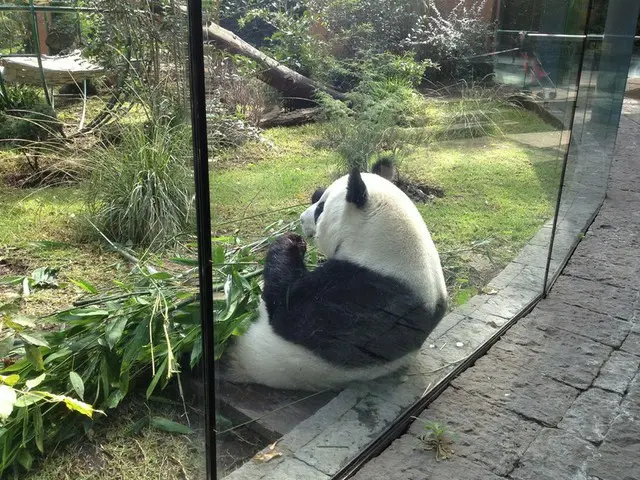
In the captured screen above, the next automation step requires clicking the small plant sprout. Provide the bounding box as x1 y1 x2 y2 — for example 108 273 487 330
419 420 455 461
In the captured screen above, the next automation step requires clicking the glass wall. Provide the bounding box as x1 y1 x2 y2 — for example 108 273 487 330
203 1 636 479
0 2 208 479
1 0 634 479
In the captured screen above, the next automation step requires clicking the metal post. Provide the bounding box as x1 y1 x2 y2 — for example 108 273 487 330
185 1 216 479
29 0 51 106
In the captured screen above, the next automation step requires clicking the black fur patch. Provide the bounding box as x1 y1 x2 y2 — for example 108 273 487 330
346 169 367 208
314 201 325 223
262 236 446 368
311 188 326 204
371 157 396 182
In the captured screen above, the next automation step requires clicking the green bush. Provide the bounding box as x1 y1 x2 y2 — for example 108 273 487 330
316 78 429 172
87 121 195 249
0 85 42 112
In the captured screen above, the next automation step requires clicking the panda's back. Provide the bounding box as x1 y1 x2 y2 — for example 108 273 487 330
267 259 447 369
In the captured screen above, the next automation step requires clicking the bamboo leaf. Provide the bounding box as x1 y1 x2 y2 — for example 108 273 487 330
148 272 173 281
66 308 109 318
31 267 59 288
105 316 129 350
19 332 50 348
25 374 46 391
62 397 95 418
25 345 44 371
69 372 85 400
0 335 14 358
149 417 193 435
33 404 44 453
104 389 125 409
17 448 34 471
69 278 99 294
146 357 168 399
0 276 24 286
14 393 40 408
190 338 202 368
127 416 150 435
0 375 20 387
0 385 16 418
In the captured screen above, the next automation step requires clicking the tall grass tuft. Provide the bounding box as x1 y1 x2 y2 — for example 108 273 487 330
87 120 194 249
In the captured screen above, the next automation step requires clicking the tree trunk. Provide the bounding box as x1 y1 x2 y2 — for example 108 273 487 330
258 107 320 128
203 23 346 104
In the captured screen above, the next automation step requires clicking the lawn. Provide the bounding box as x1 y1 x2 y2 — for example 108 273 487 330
0 100 564 478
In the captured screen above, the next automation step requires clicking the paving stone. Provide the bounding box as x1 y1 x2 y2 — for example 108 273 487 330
280 388 367 451
427 312 466 340
469 310 512 328
294 395 403 475
487 262 526 290
546 275 638 321
593 351 640 394
558 388 622 443
473 285 540 319
349 435 430 480
528 301 631 348
588 411 640 480
268 458 329 480
510 429 597 480
351 434 504 480
621 332 640 356
494 321 611 390
587 442 640 480
427 317 499 365
621 372 640 415
452 351 579 426
564 252 640 289
513 243 550 269
601 410 640 450
409 387 541 476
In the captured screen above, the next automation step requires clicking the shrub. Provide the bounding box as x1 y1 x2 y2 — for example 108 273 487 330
87 120 195 249
316 78 429 172
0 85 42 112
404 0 493 82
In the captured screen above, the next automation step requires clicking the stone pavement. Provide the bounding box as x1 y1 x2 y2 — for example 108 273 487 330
352 114 640 479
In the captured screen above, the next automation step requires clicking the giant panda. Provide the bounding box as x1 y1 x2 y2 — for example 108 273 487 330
224 162 448 391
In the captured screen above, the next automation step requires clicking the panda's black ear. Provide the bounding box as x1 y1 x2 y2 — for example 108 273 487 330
346 168 367 208
311 188 326 204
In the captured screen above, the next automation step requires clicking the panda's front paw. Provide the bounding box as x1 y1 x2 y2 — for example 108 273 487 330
269 232 307 261
280 232 307 257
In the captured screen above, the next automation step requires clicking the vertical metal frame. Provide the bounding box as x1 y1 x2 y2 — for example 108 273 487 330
186 1 217 479
541 0 595 296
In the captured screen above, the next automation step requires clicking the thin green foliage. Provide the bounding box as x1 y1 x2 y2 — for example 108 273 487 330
86 120 195 249
0 220 308 475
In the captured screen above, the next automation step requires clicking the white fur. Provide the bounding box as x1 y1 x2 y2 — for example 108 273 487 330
226 172 446 391
301 173 446 307
226 303 415 391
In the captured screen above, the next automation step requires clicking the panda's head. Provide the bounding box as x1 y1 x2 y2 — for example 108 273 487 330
300 167 445 300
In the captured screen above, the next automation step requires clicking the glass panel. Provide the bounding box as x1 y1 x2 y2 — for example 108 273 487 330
204 1 610 479
0 2 207 479
546 0 640 285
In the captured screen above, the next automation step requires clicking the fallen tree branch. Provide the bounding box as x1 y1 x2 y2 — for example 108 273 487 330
203 23 346 104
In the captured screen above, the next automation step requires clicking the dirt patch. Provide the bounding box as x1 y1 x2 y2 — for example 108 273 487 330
0 257 29 277
396 177 445 203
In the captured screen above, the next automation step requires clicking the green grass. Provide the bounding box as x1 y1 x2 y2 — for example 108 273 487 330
0 185 126 317
21 394 207 480
212 117 562 303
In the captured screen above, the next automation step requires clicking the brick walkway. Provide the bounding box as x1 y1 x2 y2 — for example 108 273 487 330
353 112 640 480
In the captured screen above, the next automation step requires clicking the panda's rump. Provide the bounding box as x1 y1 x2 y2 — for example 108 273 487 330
268 259 446 369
